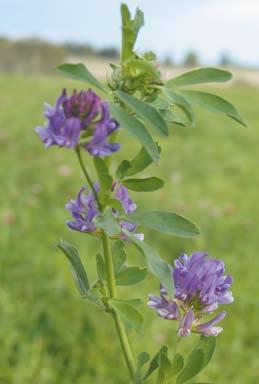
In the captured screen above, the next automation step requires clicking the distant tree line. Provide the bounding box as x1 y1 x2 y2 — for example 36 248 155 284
0 37 120 74
0 36 236 75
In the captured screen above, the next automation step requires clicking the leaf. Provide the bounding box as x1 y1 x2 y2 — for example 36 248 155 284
110 299 143 331
123 177 164 192
115 91 168 136
160 108 186 126
143 346 168 380
57 240 89 296
126 210 199 238
156 352 172 384
110 104 159 161
180 90 247 126
94 157 113 200
195 336 216 369
170 353 184 376
162 88 195 125
116 267 147 285
93 208 121 236
166 67 232 87
116 160 131 180
117 145 160 180
121 3 144 61
125 234 173 295
135 352 150 384
112 240 127 273
176 349 204 384
57 63 107 93
96 253 106 281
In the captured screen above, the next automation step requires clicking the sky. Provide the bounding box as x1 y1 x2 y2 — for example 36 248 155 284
1 0 259 66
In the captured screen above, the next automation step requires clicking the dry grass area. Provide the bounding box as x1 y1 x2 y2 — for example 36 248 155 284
67 55 259 87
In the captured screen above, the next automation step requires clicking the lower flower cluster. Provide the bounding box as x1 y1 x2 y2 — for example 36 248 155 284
66 183 143 240
148 252 233 337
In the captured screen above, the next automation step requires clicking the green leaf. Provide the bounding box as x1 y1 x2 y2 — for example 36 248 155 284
93 157 113 200
110 299 143 331
116 267 147 285
166 67 232 87
116 160 131 180
57 63 107 93
126 210 199 237
123 177 164 192
176 349 204 384
121 3 144 61
156 352 172 384
180 90 247 126
110 104 159 161
96 253 106 281
170 353 184 376
195 336 216 370
135 352 150 384
93 208 121 236
143 346 168 380
112 240 127 273
162 88 195 125
57 240 89 296
117 145 160 180
126 234 173 295
115 91 168 136
160 108 186 126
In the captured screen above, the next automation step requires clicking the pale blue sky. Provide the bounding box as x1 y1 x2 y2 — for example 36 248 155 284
1 0 259 66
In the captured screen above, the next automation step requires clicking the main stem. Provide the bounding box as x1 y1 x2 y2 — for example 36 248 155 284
101 232 136 380
76 148 136 380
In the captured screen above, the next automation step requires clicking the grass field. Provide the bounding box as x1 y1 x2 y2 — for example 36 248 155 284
1 74 259 383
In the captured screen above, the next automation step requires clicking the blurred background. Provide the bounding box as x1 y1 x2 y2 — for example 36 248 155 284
1 0 259 383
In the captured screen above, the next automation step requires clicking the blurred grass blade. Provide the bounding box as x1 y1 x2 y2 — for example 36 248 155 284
166 67 232 87
180 90 247 126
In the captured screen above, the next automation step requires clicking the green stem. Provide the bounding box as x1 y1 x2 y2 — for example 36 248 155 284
75 149 136 381
75 147 101 209
101 232 136 380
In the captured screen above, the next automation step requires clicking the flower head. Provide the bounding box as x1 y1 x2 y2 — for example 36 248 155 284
36 89 120 157
66 185 99 233
66 182 143 240
148 252 233 337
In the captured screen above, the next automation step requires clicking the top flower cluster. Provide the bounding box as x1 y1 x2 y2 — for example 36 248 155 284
36 89 120 157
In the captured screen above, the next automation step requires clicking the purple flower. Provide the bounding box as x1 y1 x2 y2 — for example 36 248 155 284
85 102 120 157
114 183 144 241
66 183 143 240
66 185 100 233
36 89 120 157
36 90 81 148
148 252 233 337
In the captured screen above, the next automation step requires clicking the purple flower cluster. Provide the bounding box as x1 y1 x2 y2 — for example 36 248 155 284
148 252 233 337
66 183 143 240
36 89 120 157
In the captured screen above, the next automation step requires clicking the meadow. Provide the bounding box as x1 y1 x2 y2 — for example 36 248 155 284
1 74 259 383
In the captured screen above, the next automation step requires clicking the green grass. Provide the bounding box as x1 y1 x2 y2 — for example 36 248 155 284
1 74 259 383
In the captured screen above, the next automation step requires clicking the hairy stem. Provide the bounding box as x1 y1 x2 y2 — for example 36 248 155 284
75 149 136 380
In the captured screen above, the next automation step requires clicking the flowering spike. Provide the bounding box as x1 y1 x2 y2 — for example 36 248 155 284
148 252 233 337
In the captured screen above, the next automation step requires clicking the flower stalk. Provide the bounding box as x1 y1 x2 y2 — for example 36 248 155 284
76 147 136 381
